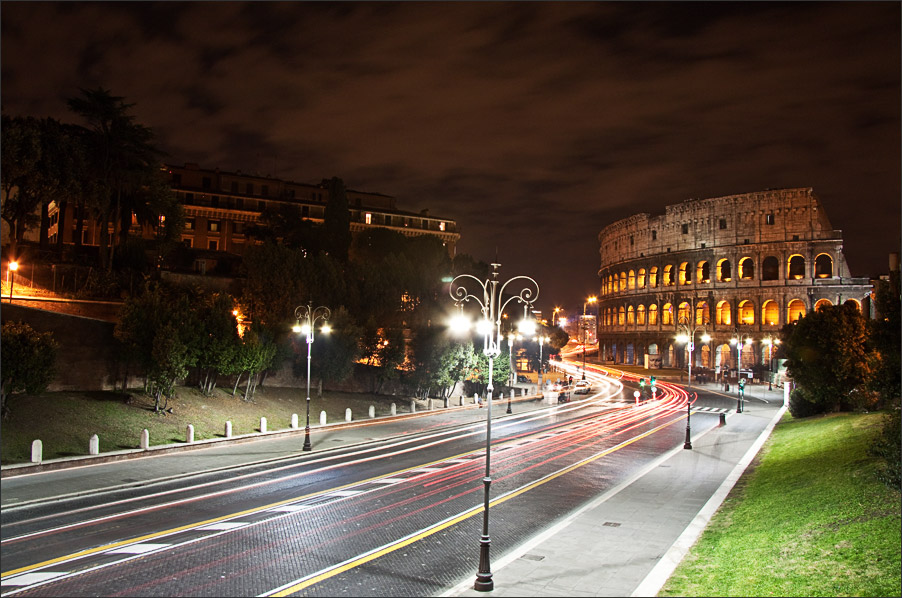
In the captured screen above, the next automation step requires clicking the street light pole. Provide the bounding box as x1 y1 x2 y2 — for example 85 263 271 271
675 316 710 389
730 328 754 413
293 303 331 452
537 335 549 389
7 260 18 303
582 296 597 380
450 263 539 593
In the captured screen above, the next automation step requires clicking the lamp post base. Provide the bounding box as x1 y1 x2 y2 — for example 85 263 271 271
474 537 493 592
303 426 312 451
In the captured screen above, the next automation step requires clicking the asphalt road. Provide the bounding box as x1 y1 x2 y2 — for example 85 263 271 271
1 364 738 597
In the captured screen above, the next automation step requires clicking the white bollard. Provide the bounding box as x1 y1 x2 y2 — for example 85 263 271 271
89 434 100 455
474 393 479 406
391 403 397 416
521 388 526 397
345 408 352 422
784 383 790 406
260 417 267 433
320 410 327 425
410 399 416 413
186 424 195 443
369 405 375 419
140 429 150 450
225 420 232 438
291 413 299 429
31 439 42 463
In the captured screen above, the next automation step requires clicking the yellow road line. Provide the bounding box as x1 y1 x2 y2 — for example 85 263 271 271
265 415 684 596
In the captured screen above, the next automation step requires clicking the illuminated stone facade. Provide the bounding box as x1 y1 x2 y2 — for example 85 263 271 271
596 188 872 378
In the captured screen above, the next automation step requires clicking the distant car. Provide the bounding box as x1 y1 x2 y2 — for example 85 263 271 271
517 374 530 383
574 380 591 395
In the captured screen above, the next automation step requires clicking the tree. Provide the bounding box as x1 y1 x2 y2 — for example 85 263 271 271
323 177 351 262
193 292 241 396
782 302 873 414
310 306 361 384
66 87 167 270
408 324 475 401
148 322 191 412
1 321 58 417
0 115 42 257
869 270 901 407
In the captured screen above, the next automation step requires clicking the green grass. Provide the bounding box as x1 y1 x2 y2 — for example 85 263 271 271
660 411 901 597
1 386 411 464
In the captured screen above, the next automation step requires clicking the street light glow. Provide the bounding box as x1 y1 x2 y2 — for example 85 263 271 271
476 318 493 336
449 313 472 334
518 318 536 336
9 261 18 271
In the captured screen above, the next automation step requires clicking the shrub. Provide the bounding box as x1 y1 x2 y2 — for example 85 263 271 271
0 321 58 417
788 386 827 418
870 406 901 489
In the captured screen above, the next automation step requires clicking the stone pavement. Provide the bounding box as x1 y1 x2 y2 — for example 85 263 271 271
2 381 788 597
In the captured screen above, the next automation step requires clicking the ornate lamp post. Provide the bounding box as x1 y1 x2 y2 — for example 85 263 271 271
581 296 597 380
449 263 539 592
536 334 550 389
292 303 331 451
762 335 780 390
675 315 710 389
730 328 754 413
506 332 522 414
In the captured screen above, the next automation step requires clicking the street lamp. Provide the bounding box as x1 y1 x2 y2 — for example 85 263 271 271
292 303 331 452
675 315 710 389
684 392 694 450
553 306 561 327
730 328 754 413
449 263 539 592
7 260 18 303
506 332 522 414
536 334 550 389
581 296 597 380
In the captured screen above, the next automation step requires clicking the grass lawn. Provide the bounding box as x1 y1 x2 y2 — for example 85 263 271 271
660 411 901 597
1 385 412 464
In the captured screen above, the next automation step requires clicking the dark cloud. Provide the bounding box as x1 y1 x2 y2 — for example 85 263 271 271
1 1 898 317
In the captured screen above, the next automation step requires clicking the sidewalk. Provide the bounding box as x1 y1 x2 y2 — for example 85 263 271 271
448 385 786 597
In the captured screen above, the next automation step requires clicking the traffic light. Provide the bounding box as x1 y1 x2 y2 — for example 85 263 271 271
639 378 645 387
650 375 656 385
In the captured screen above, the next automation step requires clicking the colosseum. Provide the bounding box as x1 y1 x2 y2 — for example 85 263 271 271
595 187 872 382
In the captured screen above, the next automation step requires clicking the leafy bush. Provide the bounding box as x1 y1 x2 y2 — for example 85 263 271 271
869 406 901 489
788 387 827 418
0 321 58 417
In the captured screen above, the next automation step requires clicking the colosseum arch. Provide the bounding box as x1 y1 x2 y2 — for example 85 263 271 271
620 271 627 291
637 304 646 325
677 301 691 322
787 299 806 322
696 301 709 325
648 304 658 325
679 262 691 285
662 303 674 325
628 270 636 289
761 300 779 325
697 260 710 283
762 256 779 281
844 298 861 312
788 255 806 279
815 253 833 278
739 257 755 280
627 305 635 325
618 305 625 325
814 298 832 311
716 300 732 325
637 268 646 288
663 265 674 286
700 344 711 368
717 258 732 282
738 299 755 325
649 266 658 287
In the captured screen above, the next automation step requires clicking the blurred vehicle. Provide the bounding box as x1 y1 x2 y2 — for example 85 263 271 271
517 374 530 383
574 380 591 394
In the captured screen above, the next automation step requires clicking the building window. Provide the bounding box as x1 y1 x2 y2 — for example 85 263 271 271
766 213 775 225
652 230 657 241
681 223 689 234
185 219 195 231
172 173 182 186
630 235 634 246
719 218 727 230
246 183 254 195
365 213 372 225
208 220 220 232
439 221 446 231
234 222 245 235
208 240 218 251
231 181 238 193
185 192 194 202
262 185 269 196
182 238 192 248
211 195 219 208
236 197 244 210
202 177 211 189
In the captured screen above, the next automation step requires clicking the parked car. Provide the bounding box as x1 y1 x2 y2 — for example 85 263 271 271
517 374 530 383
574 380 591 394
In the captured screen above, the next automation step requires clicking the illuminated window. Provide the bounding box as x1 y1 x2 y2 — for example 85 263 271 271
677 301 691 322
628 270 636 290
697 261 710 283
365 213 372 225
618 306 625 325
648 304 658 325
787 299 806 322
439 221 446 231
815 254 833 278
620 271 627 291
761 300 779 326
739 257 754 280
637 304 646 325
788 255 806 279
679 262 691 285
663 265 674 286
662 303 673 325
716 300 731 326
637 268 646 288
627 305 635 325
649 267 658 287
738 300 755 325
717 258 732 282
695 301 709 325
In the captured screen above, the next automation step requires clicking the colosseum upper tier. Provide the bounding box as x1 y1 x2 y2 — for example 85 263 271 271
596 187 872 377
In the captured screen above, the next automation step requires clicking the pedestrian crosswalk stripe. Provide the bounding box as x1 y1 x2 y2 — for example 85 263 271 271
198 521 249 530
106 543 170 554
1 572 69 586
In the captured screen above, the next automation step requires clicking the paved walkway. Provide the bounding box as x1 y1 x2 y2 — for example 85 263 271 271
2 381 788 597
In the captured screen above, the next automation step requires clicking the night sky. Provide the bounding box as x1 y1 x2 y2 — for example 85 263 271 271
2 2 899 319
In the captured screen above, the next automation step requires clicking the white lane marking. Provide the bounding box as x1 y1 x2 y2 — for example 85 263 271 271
106 543 170 554
1 572 69 586
268 505 312 513
198 521 250 530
